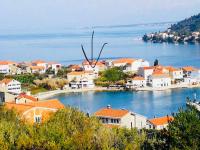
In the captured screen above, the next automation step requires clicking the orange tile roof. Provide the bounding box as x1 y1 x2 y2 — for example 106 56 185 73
149 116 174 126
28 99 65 109
164 66 177 72
94 108 129 118
30 66 45 70
132 76 145 80
143 66 154 70
0 78 13 85
182 66 197 72
5 99 64 113
82 60 105 66
113 58 135 64
0 61 16 65
17 93 38 102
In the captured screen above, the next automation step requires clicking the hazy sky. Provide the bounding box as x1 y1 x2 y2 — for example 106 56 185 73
0 0 200 30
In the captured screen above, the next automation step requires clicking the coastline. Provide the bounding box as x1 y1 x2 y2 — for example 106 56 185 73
35 87 122 100
35 84 200 100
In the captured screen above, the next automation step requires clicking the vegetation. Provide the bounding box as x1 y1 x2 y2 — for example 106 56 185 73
0 105 145 149
95 67 128 86
143 13 200 43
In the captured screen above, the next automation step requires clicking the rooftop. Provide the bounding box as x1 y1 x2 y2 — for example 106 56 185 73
149 116 174 126
94 107 129 118
113 58 135 64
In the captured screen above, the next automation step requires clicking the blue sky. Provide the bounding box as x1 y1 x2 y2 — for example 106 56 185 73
0 0 200 31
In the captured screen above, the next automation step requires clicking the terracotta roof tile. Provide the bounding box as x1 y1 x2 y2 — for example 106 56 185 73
182 66 197 72
94 108 129 118
0 78 13 85
149 116 174 126
113 58 135 64
17 93 38 102
30 66 45 70
132 76 145 80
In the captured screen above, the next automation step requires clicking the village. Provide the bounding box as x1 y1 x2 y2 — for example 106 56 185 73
0 58 199 130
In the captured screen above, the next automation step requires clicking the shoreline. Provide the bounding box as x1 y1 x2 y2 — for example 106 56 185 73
35 84 200 100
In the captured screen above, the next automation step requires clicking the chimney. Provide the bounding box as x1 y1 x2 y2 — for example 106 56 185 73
107 104 111 109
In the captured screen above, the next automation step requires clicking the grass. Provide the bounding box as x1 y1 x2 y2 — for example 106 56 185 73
30 87 48 95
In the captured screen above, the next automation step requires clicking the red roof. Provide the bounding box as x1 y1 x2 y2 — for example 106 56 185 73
0 78 13 85
113 58 135 64
149 116 174 126
0 61 16 65
82 60 104 66
94 107 129 118
182 66 197 72
17 93 38 102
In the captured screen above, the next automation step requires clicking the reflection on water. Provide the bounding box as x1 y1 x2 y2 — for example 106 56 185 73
51 88 200 118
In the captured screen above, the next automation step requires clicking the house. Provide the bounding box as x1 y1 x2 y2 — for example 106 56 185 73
0 61 18 74
0 78 21 94
112 58 149 72
94 106 147 129
165 66 183 82
48 62 62 74
182 66 197 77
138 66 154 81
149 72 171 88
126 76 146 88
67 71 96 89
82 60 107 73
147 116 174 130
68 64 83 72
32 60 48 70
5 99 64 124
15 93 38 104
27 66 46 74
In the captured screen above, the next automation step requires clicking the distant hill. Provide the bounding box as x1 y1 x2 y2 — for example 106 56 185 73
143 13 200 43
170 13 200 34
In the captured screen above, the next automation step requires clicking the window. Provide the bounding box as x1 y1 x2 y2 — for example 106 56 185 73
34 115 41 123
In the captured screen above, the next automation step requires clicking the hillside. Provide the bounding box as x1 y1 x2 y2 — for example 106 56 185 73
170 13 200 34
143 13 200 43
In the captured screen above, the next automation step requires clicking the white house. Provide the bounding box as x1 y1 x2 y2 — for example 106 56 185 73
182 66 197 78
0 61 18 74
0 78 21 94
32 60 48 70
138 66 154 81
112 58 150 72
94 106 147 129
48 62 62 74
28 66 46 74
67 71 97 89
149 72 171 88
82 60 107 73
147 116 174 130
165 66 183 81
126 76 146 88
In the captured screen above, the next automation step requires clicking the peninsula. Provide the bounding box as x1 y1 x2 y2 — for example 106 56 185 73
143 13 200 44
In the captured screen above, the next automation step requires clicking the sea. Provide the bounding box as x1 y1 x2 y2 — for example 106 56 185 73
1 23 200 118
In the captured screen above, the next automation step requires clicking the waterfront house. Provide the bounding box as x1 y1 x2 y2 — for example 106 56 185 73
149 72 171 88
165 66 183 82
15 93 38 104
147 116 174 130
67 71 96 89
82 60 107 73
126 76 146 88
182 66 197 77
94 106 147 129
112 58 150 73
5 99 64 124
0 78 21 94
138 66 154 81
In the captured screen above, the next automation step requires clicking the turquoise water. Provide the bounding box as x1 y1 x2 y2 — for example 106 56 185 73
1 23 200 118
0 23 200 68
51 88 200 118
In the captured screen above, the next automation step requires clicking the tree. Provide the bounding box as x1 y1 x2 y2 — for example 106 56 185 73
154 59 159 66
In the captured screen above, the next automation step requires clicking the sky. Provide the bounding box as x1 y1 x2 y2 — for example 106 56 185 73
0 0 200 31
